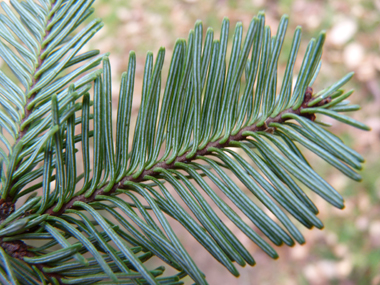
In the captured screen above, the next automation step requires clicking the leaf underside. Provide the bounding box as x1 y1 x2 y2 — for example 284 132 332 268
0 0 369 284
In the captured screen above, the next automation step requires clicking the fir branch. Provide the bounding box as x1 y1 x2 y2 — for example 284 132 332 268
0 0 104 201
0 3 369 283
17 0 57 141
45 87 325 217
4 1 58 207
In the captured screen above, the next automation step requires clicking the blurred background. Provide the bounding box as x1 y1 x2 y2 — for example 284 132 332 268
86 0 380 284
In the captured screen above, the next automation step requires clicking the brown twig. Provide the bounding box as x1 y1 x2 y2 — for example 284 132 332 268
0 237 63 284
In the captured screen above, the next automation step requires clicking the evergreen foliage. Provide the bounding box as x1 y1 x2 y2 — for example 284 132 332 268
0 0 369 284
